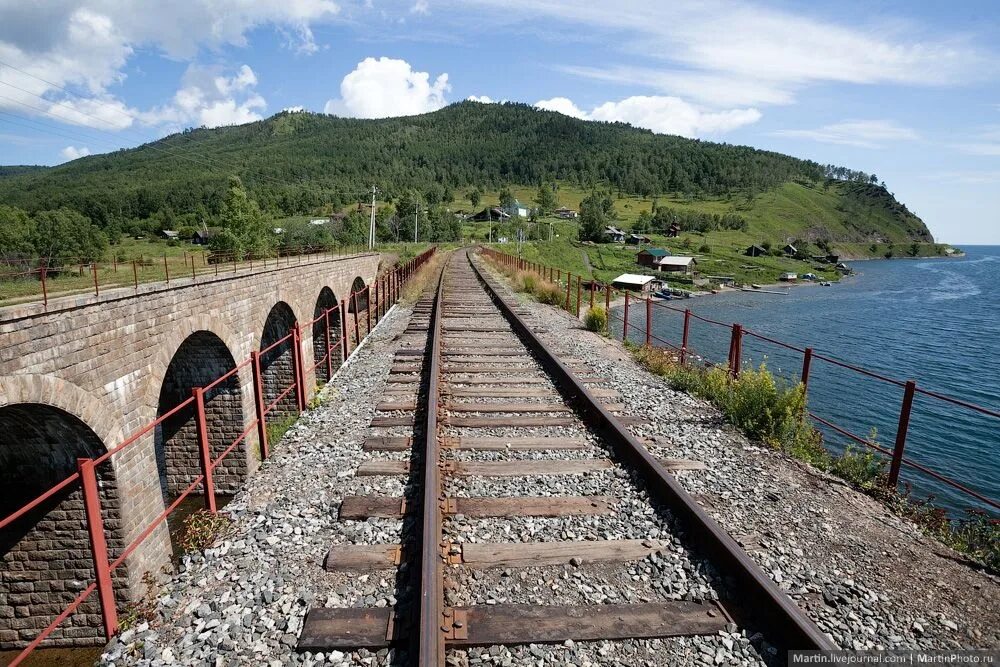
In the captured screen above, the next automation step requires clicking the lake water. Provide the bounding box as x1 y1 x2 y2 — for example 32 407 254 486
613 246 1000 517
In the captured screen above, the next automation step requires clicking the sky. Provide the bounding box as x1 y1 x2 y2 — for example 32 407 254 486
0 1 998 244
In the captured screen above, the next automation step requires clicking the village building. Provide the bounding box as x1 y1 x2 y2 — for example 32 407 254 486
782 244 798 256
191 227 221 245
554 206 578 219
626 234 652 245
603 226 626 243
779 272 798 282
744 244 767 257
611 273 659 293
503 199 530 218
159 229 180 240
470 207 509 222
656 256 697 276
666 222 680 238
636 247 670 267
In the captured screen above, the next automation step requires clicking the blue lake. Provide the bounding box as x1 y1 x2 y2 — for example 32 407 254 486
612 246 1000 516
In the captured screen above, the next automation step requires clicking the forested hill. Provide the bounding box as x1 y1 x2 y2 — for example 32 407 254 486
0 101 930 242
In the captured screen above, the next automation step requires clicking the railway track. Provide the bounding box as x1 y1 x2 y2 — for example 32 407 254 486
297 249 835 665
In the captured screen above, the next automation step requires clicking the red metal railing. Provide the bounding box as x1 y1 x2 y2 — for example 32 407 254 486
481 248 999 516
0 243 379 311
0 247 436 665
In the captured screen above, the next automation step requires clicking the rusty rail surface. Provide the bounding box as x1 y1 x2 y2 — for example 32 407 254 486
0 247 436 666
480 248 999 515
418 260 446 664
467 251 837 653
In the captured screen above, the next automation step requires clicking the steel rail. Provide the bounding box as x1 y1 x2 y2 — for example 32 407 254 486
417 256 447 665
468 250 837 653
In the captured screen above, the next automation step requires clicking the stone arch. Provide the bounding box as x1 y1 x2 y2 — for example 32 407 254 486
312 287 342 384
0 403 128 649
141 314 247 419
347 276 368 314
260 301 299 418
0 374 125 448
154 331 246 501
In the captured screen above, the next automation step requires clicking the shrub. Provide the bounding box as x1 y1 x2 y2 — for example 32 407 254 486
178 510 233 553
698 244 711 254
518 271 537 293
584 306 607 332
533 280 564 305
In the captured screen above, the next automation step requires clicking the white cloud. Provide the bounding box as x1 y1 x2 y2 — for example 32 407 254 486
0 2 339 129
951 125 1000 155
458 1 989 108
324 57 450 118
467 95 494 104
773 119 919 148
140 65 267 128
282 106 306 113
411 0 430 14
61 145 91 160
535 95 761 137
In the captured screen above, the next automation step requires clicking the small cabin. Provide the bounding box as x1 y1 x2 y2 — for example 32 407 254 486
554 207 578 219
191 228 221 245
779 272 798 282
744 245 767 257
159 230 179 240
636 247 669 267
611 273 658 293
656 256 697 276
782 244 797 256
604 226 626 243
626 234 652 245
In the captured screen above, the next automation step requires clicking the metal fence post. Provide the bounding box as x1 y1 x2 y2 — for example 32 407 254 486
192 387 217 513
250 351 269 461
292 325 306 413
132 261 138 290
40 267 48 309
589 281 595 310
565 273 572 312
888 380 916 489
645 297 652 346
681 309 691 364
77 457 118 640
366 285 372 334
92 263 100 297
340 299 350 358
324 309 334 380
576 276 582 317
164 254 169 284
351 292 361 349
622 292 630 343
728 324 743 378
801 347 813 390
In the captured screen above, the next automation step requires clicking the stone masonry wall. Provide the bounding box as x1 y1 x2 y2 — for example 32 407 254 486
0 252 380 648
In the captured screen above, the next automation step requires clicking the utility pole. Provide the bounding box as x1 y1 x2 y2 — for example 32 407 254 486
368 185 377 250
488 208 493 243
413 203 419 243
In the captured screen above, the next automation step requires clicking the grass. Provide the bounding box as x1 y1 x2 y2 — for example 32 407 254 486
176 509 234 554
629 344 999 573
457 180 953 289
0 236 374 305
265 414 298 448
399 248 450 303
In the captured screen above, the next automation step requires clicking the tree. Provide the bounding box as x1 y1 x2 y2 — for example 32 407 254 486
213 176 274 257
468 188 481 208
534 183 557 216
0 205 33 259
578 193 607 242
498 186 515 211
30 208 108 268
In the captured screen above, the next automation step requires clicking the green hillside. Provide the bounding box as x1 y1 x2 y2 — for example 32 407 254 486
0 101 932 253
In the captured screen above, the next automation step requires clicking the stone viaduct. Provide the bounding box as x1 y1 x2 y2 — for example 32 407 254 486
0 251 384 648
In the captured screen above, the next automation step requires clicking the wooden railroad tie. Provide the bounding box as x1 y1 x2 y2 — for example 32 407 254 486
298 600 727 650
338 495 614 520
